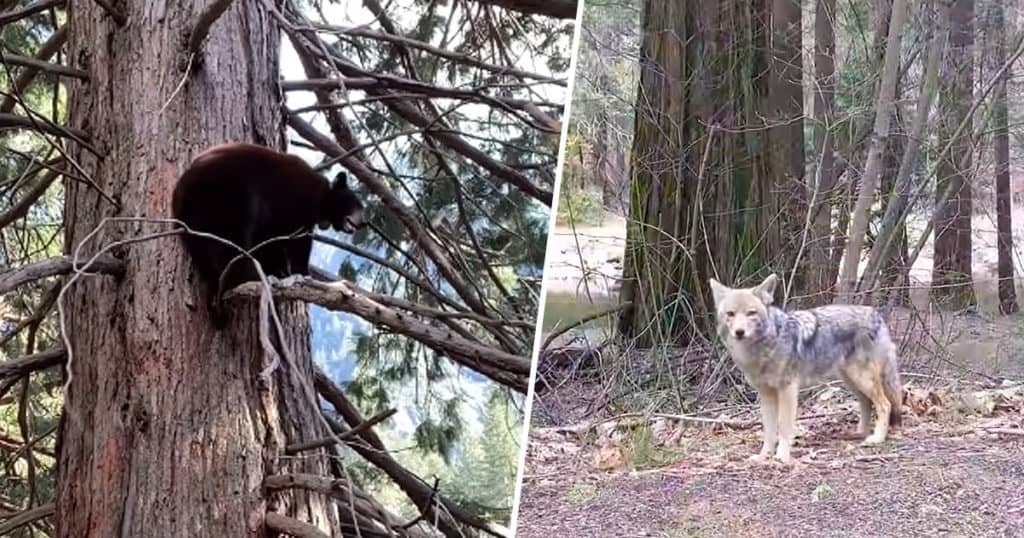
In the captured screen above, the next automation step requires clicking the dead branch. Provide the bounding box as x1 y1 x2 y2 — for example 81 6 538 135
280 77 380 91
0 0 63 26
0 348 64 379
541 302 630 351
467 0 577 19
227 277 530 391
264 474 424 537
0 53 87 79
0 112 90 140
91 0 127 25
0 25 66 114
285 408 397 454
0 503 54 535
314 371 510 538
0 168 60 229
186 0 237 56
264 513 330 538
0 254 123 295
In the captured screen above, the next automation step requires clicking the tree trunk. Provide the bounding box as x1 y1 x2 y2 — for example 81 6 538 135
931 0 976 309
58 2 337 537
770 0 807 306
876 123 910 306
858 1 948 301
835 0 908 302
619 0 783 344
808 0 837 305
991 0 1019 314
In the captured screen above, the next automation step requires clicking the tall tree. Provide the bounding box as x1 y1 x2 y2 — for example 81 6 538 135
56 2 341 536
808 0 838 304
770 0 807 306
990 0 1019 314
835 0 908 302
618 0 800 343
931 0 976 308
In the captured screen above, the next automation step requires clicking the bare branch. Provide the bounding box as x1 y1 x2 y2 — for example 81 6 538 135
264 513 330 538
0 348 64 379
1 26 68 114
0 53 84 78
0 254 123 295
0 168 60 229
314 371 511 538
466 0 577 19
281 78 381 91
186 0 237 56
285 408 397 454
227 278 530 391
0 503 54 536
0 0 63 26
0 112 90 139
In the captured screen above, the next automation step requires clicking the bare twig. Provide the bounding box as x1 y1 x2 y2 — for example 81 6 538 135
285 408 397 454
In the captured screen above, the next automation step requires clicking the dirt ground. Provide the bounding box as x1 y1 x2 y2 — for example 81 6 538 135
523 213 1024 537
516 383 1024 537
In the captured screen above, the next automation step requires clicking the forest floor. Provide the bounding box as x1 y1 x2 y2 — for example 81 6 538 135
516 378 1024 537
521 212 1024 537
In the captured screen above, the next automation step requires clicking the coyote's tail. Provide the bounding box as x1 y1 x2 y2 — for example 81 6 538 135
882 354 903 427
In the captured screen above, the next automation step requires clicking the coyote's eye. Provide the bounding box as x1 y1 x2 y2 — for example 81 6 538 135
746 310 757 317
725 311 735 318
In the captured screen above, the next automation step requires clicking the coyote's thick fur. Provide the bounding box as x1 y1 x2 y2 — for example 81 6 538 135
709 274 903 464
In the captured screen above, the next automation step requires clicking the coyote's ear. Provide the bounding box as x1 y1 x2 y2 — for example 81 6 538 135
708 278 727 306
753 274 778 304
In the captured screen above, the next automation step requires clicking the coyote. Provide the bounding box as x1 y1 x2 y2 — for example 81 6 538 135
708 274 902 464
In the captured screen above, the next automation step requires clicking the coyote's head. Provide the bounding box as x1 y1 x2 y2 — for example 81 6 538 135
708 274 778 342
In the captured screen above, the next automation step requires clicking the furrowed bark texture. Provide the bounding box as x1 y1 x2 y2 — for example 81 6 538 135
619 0 790 344
931 0 976 308
58 2 337 537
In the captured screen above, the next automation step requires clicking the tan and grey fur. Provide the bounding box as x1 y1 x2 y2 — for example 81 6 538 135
709 274 902 464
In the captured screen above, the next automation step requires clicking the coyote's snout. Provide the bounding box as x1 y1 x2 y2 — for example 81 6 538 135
709 274 903 464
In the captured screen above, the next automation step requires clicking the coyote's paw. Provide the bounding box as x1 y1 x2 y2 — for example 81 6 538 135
861 434 886 446
748 453 771 465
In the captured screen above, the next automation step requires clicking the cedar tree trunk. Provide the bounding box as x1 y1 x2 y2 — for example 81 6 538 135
57 2 338 537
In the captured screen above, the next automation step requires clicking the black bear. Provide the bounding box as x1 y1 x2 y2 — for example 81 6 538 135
172 142 365 328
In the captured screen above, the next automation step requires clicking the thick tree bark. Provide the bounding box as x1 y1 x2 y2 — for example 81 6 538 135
57 2 337 537
770 0 807 306
808 0 837 305
991 0 1019 314
931 0 976 309
835 0 908 302
619 0 787 343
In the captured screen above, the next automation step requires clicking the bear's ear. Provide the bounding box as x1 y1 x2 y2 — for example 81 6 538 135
334 171 348 188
